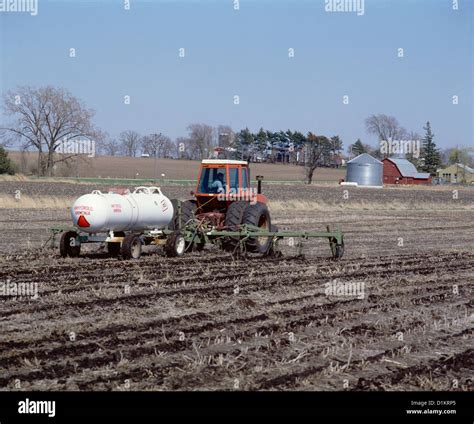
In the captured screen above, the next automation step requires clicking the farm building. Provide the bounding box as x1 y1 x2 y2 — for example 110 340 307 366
382 158 432 185
345 153 383 187
436 163 474 184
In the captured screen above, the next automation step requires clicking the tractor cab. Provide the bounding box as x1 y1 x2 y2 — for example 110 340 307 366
194 159 266 212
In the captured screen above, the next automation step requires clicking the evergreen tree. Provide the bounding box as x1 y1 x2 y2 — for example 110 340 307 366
352 139 366 156
234 128 254 160
290 131 306 148
0 146 16 175
421 122 441 174
254 128 268 158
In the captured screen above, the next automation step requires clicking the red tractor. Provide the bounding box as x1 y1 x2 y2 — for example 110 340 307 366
171 159 274 254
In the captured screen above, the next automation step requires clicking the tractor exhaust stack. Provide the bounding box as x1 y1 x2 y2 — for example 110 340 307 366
256 175 263 194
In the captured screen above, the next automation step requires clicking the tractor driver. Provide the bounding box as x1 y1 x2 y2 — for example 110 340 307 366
211 172 225 193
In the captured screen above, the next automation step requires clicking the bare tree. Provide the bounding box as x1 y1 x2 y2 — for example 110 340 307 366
187 123 215 160
141 133 173 158
175 137 190 159
304 132 331 184
217 125 235 149
119 130 141 157
161 137 175 158
1 86 102 176
102 138 121 156
365 114 407 143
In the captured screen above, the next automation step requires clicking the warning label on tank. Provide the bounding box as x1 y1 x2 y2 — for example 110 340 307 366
74 205 93 215
111 203 122 213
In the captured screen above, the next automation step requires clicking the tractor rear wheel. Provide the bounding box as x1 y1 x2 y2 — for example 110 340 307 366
222 201 248 252
165 231 186 257
59 231 81 257
121 234 142 260
242 202 272 253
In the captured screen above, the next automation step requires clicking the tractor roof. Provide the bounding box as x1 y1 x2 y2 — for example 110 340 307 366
201 159 248 165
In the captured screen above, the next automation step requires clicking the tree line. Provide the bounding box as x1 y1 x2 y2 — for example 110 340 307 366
0 86 471 178
0 86 346 178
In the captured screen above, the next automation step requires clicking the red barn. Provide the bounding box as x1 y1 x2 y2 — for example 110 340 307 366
382 158 432 185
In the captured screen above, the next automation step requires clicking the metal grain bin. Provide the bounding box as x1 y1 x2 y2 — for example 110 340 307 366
346 153 383 187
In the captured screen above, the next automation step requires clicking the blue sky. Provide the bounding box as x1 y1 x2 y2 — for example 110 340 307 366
0 0 472 150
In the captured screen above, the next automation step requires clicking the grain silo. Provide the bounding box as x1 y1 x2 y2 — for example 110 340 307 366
345 153 383 187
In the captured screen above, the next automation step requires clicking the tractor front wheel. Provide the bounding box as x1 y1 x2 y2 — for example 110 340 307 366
165 231 186 257
170 200 200 252
170 200 197 230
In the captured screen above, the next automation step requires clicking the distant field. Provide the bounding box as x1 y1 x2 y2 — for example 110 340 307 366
7 151 345 182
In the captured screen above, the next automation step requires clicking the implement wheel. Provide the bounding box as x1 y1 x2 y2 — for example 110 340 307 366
59 231 80 257
266 225 282 258
243 202 272 253
121 234 142 260
331 240 344 260
165 231 186 257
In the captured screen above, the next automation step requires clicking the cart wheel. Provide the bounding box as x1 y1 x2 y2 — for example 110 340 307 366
165 231 186 257
59 231 81 257
107 242 121 256
121 234 142 260
107 231 124 256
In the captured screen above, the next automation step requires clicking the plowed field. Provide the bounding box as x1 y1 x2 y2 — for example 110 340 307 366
0 181 472 391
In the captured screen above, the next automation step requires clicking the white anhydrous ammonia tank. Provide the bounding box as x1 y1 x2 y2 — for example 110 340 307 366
71 187 174 233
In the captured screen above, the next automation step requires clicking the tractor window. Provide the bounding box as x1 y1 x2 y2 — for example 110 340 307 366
229 168 239 192
198 168 226 194
241 168 248 189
